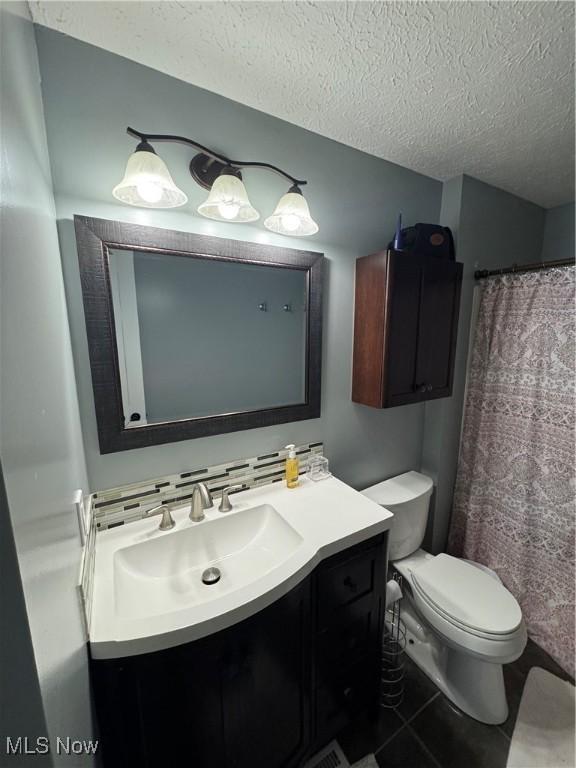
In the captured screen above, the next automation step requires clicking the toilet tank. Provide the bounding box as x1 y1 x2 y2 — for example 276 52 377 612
362 471 434 561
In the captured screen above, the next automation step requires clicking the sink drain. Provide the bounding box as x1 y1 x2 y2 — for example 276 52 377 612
201 567 221 585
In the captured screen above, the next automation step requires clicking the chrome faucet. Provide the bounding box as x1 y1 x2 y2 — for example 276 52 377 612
189 482 213 522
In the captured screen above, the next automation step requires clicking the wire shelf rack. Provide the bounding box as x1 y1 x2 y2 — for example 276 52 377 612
380 573 406 709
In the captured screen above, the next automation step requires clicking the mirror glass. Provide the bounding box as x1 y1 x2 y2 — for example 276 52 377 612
108 248 308 427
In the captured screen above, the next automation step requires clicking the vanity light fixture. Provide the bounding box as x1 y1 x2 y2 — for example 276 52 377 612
112 127 319 236
197 167 259 223
112 139 188 208
264 185 319 237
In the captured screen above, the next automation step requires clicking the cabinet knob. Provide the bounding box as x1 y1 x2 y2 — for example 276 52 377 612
416 383 427 393
343 576 358 593
427 384 433 392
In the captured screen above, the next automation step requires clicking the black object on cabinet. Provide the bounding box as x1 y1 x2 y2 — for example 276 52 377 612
90 533 388 768
352 250 463 408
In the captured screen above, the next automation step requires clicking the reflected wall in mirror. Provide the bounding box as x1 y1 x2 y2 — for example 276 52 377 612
75 217 323 453
108 249 308 425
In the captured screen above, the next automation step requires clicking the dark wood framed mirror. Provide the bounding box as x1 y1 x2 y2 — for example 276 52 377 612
74 216 323 453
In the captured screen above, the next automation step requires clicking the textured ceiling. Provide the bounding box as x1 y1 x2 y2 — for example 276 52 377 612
30 1 575 208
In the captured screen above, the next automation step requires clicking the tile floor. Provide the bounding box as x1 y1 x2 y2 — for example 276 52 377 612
338 639 574 768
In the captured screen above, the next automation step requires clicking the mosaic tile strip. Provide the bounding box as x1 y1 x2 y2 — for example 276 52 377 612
93 442 323 531
78 496 96 637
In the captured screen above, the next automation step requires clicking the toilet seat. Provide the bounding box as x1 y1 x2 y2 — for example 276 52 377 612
394 551 527 663
411 579 520 641
409 553 522 638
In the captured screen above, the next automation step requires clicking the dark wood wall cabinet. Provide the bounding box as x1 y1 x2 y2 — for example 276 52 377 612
90 533 388 768
352 250 463 408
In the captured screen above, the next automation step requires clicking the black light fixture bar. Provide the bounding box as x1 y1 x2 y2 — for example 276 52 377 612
126 126 307 187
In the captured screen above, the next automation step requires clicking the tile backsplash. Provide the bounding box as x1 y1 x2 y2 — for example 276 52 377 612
91 441 324 531
78 515 96 639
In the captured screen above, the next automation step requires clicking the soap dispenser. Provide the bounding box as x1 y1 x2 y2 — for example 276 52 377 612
285 444 299 489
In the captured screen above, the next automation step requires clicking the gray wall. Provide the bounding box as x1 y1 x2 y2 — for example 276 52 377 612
0 462 50 767
541 202 575 261
421 174 548 552
0 5 93 763
132 253 307 420
35 27 442 492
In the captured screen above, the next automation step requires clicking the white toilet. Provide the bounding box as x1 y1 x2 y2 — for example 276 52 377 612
363 470 527 725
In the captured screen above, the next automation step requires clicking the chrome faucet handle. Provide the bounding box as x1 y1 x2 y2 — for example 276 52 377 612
218 485 243 513
189 482 213 522
145 504 175 531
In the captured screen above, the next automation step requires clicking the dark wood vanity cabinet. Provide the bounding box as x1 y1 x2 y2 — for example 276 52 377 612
352 250 463 408
90 533 388 768
312 536 386 751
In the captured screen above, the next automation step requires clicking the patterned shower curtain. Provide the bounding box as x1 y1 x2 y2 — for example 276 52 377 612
449 266 575 677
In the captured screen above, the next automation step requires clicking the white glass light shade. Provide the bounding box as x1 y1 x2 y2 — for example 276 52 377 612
112 149 188 208
264 189 319 237
197 172 260 223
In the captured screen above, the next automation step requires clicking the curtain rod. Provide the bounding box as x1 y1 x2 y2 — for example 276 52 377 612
474 257 575 280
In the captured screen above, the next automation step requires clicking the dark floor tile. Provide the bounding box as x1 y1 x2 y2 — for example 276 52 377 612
499 664 526 738
395 655 440 722
339 708 405 764
510 638 573 684
410 695 511 768
376 725 440 768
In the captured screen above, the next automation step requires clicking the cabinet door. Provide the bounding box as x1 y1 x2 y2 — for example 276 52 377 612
90 660 149 768
92 639 226 768
415 259 463 398
353 250 463 409
221 581 312 768
384 253 423 406
137 640 226 768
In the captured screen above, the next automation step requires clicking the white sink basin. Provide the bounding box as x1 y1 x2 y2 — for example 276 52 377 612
89 477 395 659
113 504 303 619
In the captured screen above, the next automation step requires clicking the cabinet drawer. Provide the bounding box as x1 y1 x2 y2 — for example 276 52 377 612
318 602 374 664
315 657 376 743
318 547 378 626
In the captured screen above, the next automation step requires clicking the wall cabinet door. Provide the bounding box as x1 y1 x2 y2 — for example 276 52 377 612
352 250 463 408
413 258 463 399
384 254 423 404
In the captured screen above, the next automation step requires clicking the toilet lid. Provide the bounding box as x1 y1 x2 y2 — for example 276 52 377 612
411 554 522 635
362 471 433 506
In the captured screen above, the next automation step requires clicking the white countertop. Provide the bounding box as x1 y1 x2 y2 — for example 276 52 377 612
89 476 394 659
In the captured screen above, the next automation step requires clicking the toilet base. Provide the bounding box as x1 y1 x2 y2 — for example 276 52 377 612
401 598 509 725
